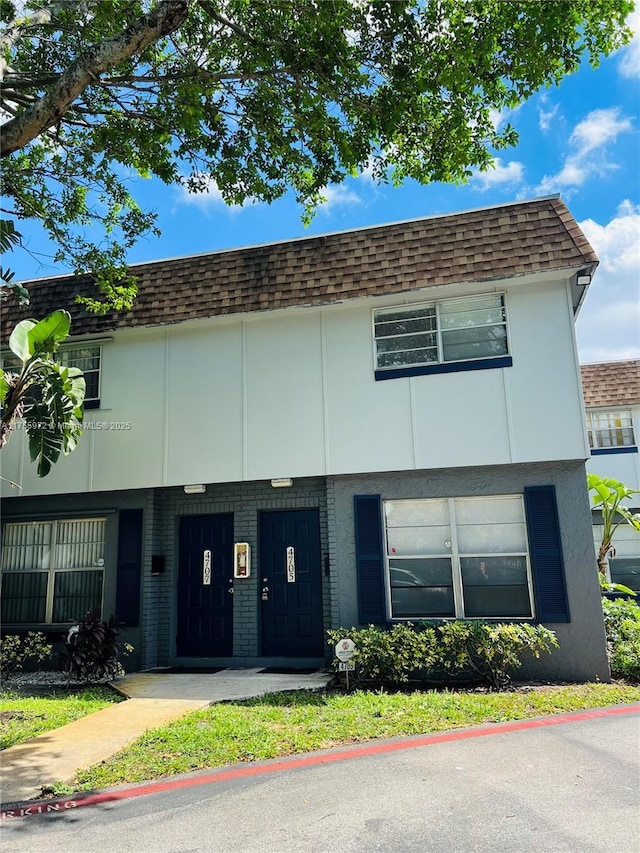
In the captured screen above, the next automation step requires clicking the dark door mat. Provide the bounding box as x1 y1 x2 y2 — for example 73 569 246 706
258 667 319 675
149 666 224 674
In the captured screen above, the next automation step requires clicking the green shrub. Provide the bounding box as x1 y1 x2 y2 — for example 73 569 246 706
327 623 438 686
328 622 558 690
609 621 640 680
433 621 558 690
602 598 640 681
0 632 53 679
602 597 640 643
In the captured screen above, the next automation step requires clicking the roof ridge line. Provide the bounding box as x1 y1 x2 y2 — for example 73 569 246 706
15 195 563 286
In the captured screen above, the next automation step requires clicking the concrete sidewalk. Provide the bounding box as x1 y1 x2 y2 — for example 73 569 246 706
1 668 332 804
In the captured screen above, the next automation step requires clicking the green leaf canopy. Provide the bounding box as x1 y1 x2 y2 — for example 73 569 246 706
0 0 634 310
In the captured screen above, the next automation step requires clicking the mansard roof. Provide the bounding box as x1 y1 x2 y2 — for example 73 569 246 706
1 195 597 340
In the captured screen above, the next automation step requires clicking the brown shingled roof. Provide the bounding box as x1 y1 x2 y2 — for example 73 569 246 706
1 196 597 340
581 360 640 408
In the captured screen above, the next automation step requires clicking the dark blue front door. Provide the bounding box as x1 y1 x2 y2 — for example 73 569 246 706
260 509 324 657
177 514 233 657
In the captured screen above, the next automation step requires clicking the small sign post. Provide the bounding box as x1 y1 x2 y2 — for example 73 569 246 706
335 638 356 690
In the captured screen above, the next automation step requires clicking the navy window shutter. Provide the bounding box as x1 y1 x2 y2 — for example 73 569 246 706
354 495 386 625
116 509 143 627
524 486 570 623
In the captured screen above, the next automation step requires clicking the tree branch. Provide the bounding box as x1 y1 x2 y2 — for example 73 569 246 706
199 2 263 46
0 3 66 82
0 0 192 157
2 75 62 89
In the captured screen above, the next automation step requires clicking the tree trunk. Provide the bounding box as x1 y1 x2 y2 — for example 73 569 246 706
597 542 610 577
0 391 23 449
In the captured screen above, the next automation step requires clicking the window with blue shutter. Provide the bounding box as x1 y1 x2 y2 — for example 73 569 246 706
524 486 570 623
354 495 387 625
383 496 533 620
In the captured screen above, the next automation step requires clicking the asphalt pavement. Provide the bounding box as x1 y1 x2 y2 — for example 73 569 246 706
2 705 639 853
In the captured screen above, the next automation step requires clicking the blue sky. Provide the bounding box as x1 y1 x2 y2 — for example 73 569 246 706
11 12 640 364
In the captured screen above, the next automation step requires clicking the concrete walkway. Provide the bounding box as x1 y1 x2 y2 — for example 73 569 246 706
1 668 332 805
118 667 332 702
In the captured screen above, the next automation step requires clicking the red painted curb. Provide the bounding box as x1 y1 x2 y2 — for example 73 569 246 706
2 703 638 820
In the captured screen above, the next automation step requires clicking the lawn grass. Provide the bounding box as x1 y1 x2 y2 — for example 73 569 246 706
74 682 640 790
0 687 122 750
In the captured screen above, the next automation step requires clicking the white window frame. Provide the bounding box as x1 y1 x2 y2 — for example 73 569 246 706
1 342 102 408
372 293 510 373
383 495 535 621
1 518 106 624
586 409 636 450
59 343 102 409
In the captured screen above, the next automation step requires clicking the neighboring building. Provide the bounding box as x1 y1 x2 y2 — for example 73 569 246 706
581 360 640 592
0 196 609 680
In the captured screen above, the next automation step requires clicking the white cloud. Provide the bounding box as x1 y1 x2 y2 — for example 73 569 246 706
538 103 559 133
580 200 640 269
536 107 634 194
175 176 259 213
317 184 362 212
488 105 521 133
539 161 588 192
472 158 524 190
357 156 377 182
576 201 640 362
488 107 506 131
569 108 633 154
618 8 640 79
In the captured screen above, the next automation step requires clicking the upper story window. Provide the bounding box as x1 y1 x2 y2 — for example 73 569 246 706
2 343 101 409
59 345 101 409
383 495 533 620
586 409 636 452
373 294 510 380
1 518 106 625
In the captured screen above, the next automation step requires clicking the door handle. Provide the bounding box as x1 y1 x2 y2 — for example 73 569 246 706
261 586 269 601
227 586 235 594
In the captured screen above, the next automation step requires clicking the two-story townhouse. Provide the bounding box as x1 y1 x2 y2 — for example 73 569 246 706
581 360 640 592
0 196 609 680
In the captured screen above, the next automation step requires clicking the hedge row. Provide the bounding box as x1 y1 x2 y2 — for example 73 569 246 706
328 622 558 690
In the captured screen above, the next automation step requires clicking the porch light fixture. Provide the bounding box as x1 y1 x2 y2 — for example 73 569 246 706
184 484 206 494
576 274 591 286
271 478 293 488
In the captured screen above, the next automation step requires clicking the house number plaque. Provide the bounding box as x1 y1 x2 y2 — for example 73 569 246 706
286 547 296 583
203 549 212 586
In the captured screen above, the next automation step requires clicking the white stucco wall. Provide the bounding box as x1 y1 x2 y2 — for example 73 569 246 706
2 273 590 496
